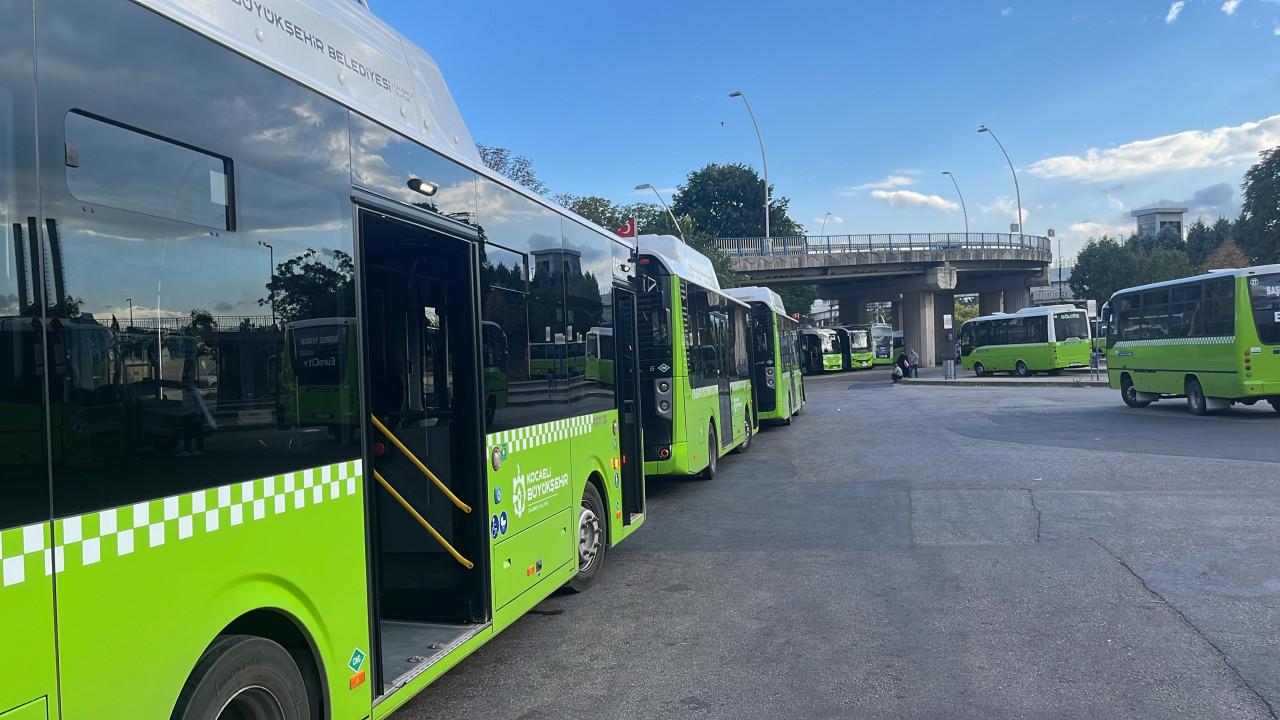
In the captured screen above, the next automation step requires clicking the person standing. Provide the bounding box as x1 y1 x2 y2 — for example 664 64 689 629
908 348 920 378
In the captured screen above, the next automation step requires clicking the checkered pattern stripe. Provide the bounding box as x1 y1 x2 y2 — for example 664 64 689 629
0 460 361 589
1112 336 1235 347
487 413 604 453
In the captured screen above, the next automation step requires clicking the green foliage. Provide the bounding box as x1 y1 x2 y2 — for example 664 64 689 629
1069 237 1137 303
476 144 550 196
1203 240 1251 271
1131 248 1195 286
954 295 979 325
671 163 805 239
1238 145 1280 264
259 249 355 324
767 285 816 317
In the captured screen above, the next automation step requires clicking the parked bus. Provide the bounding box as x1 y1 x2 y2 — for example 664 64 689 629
1105 265 1280 414
858 323 898 366
959 305 1092 376
585 326 614 385
800 326 843 373
725 287 806 424
1 2 647 719
636 234 755 479
843 324 875 369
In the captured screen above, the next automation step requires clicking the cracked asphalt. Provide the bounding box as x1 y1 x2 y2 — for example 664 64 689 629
397 371 1280 719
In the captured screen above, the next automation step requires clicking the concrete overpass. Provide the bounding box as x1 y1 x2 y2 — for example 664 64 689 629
718 233 1053 367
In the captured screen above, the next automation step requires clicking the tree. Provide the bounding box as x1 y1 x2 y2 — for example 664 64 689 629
1069 237 1136 303
476 144 550 196
1126 226 1186 255
1131 248 1195 287
1202 240 1251 271
671 163 805 240
1238 145 1280 264
1184 219 1222 270
767 285 816 317
259 249 355 324
954 294 979 325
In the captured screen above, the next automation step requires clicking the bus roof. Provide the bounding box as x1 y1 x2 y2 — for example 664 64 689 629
637 235 741 306
723 286 787 317
962 304 1085 325
131 0 634 251
1109 263 1280 299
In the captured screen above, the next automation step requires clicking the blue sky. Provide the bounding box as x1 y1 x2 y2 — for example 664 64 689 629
372 0 1280 259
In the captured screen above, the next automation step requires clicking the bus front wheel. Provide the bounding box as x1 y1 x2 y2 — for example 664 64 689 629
566 482 606 593
1121 375 1151 408
973 362 987 377
1186 378 1211 416
173 635 310 720
1015 361 1031 377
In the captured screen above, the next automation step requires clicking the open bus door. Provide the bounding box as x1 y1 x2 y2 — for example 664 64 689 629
613 286 644 522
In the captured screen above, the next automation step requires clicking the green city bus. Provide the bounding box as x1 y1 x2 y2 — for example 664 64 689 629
857 322 898 366
636 234 756 478
725 287 806 424
842 324 875 369
800 326 843 373
959 304 1092 376
1105 265 1280 414
1 1 648 718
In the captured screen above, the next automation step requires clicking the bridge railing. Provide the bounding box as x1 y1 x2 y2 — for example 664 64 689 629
716 233 1051 257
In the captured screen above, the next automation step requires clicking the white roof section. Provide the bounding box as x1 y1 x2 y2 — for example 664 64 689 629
724 286 788 317
638 235 723 292
1130 207 1189 217
964 304 1082 324
1111 264 1280 298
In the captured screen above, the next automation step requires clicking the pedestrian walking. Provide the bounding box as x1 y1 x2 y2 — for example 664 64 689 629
908 348 920 378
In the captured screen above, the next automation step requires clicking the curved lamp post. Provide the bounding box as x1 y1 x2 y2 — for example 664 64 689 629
978 125 1023 244
730 90 770 240
635 183 685 242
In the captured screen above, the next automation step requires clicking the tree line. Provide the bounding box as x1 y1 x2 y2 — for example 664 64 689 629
1070 146 1280 304
477 144 817 316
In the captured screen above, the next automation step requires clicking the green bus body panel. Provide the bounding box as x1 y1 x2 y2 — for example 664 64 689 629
963 339 1090 373
759 368 804 422
50 461 371 720
822 353 843 372
1108 277 1280 399
0 524 58 718
0 698 47 720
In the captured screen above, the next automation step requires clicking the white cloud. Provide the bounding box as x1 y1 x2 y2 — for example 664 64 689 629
1001 6 1013 17
1221 0 1241 14
1274 22 1279 36
869 190 959 212
1166 1 1185 23
840 175 915 195
979 195 1030 223
1027 113 1280 181
1065 220 1131 241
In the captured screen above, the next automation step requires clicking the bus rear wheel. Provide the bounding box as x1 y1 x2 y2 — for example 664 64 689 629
566 483 606 593
1015 361 1031 377
1121 375 1151 408
973 362 987 377
173 635 310 720
1186 377 1211 416
698 428 718 481
735 415 752 453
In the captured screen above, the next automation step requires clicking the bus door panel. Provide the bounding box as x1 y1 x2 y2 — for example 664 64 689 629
0 1 59 715
613 287 644 520
711 310 733 448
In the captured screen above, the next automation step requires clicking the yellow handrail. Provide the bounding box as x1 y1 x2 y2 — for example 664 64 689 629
370 414 471 514
373 470 474 570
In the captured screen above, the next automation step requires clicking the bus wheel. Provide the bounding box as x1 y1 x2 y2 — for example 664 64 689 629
173 635 310 720
735 415 752 453
566 483 606 593
1269 398 1280 413
973 362 987 377
698 428 718 481
1015 361 1031 377
1121 375 1151 408
1186 377 1210 415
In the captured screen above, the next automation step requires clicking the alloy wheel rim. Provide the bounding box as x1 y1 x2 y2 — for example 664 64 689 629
578 505 600 572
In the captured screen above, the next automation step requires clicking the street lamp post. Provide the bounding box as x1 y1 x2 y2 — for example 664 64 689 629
940 171 969 237
635 183 686 242
258 240 275 327
125 298 134 328
819 212 832 236
977 125 1023 245
729 90 770 241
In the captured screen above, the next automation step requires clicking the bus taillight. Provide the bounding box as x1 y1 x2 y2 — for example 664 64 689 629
658 447 671 459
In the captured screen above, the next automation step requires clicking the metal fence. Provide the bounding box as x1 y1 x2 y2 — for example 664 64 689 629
716 233 1052 257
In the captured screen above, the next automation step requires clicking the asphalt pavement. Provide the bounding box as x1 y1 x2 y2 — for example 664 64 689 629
396 369 1280 719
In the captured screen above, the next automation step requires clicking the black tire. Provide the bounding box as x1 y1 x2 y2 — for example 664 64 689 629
1186 377 1209 416
565 482 606 593
735 415 752 454
973 362 986 377
172 635 311 720
697 427 718 481
1015 361 1031 377
1121 375 1151 408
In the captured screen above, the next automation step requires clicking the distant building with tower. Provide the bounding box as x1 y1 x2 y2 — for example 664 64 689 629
1131 207 1188 238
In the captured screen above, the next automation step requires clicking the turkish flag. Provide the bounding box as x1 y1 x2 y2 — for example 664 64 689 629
615 218 637 238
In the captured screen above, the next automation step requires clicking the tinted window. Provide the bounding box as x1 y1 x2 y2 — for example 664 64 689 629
1053 311 1088 341
562 220 615 415
1204 279 1235 337
350 113 476 221
1248 273 1280 344
38 0 359 517
65 111 231 230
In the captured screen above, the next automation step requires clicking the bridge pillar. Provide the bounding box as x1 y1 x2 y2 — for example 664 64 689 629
934 292 955 364
1004 285 1032 313
838 297 867 325
978 291 1003 316
901 291 936 368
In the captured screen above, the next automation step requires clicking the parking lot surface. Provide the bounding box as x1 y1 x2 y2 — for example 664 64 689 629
399 371 1280 719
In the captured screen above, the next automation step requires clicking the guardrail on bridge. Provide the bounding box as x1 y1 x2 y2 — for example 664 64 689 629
717 233 1052 257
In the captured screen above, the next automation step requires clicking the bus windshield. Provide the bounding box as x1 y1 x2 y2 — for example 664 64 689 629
1054 311 1089 341
1250 273 1280 344
291 324 347 385
819 332 838 354
848 329 870 352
